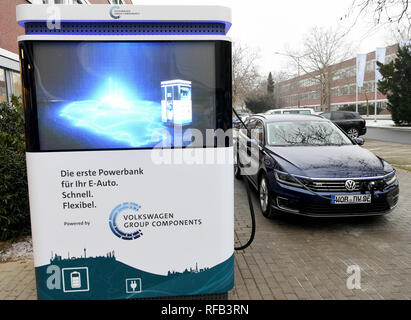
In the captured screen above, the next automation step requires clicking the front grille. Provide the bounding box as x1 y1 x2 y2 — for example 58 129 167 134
307 180 361 192
302 202 390 216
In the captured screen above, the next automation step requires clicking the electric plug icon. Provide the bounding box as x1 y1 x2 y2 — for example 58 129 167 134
130 280 137 292
126 278 141 293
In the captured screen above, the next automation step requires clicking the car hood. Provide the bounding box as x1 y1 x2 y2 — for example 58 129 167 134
267 145 388 178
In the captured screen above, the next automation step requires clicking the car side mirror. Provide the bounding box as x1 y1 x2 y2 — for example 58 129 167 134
354 137 364 145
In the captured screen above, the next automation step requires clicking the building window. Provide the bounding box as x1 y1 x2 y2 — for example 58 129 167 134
0 69 7 103
12 72 22 98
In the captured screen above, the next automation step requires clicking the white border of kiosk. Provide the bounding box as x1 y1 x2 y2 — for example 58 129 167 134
17 4 234 300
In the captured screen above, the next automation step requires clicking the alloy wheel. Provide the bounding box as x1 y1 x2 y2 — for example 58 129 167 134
260 177 269 213
347 128 359 139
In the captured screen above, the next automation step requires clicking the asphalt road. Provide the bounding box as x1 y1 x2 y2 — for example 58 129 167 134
365 127 411 145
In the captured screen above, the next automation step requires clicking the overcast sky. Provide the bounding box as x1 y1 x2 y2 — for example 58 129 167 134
131 0 400 77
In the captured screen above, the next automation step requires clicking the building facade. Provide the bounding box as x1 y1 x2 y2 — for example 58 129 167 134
0 0 132 103
274 43 399 113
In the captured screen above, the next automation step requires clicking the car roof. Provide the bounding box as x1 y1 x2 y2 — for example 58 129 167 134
320 110 358 114
249 114 327 123
274 108 314 111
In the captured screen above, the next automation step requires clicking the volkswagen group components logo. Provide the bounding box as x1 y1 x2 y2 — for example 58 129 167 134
345 180 356 191
109 6 121 19
109 202 143 240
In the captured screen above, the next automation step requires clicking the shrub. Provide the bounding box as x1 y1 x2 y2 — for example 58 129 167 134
338 104 384 115
244 94 277 114
0 96 30 241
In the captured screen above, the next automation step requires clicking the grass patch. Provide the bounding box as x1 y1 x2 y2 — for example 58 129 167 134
393 164 411 172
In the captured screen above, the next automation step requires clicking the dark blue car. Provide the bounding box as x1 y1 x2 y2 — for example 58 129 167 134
234 114 399 218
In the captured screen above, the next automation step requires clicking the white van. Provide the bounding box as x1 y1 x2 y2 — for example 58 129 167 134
266 108 315 115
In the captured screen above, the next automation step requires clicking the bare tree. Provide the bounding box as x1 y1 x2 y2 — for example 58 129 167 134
232 41 261 109
287 26 352 111
346 0 411 37
384 21 410 45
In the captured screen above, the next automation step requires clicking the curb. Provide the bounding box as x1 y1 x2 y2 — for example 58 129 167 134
366 125 411 132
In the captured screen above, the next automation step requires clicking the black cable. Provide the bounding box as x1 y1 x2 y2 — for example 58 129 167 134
233 109 256 251
234 173 256 251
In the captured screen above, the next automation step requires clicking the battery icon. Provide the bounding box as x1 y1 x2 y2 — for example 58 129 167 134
70 271 81 289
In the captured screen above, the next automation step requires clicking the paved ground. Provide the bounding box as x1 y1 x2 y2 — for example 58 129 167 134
230 168 411 300
1 142 411 300
365 127 411 145
364 139 411 170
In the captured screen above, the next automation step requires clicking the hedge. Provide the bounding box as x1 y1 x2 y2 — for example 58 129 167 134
0 96 31 241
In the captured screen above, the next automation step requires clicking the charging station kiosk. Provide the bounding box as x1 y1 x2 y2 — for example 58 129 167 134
17 4 233 300
161 79 192 126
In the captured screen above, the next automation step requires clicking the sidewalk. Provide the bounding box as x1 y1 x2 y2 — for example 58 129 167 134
366 119 411 131
0 260 36 300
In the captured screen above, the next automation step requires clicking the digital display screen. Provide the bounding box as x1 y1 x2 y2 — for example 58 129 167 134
31 42 218 150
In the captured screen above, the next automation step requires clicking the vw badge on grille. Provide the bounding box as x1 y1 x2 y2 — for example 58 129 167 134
345 180 356 191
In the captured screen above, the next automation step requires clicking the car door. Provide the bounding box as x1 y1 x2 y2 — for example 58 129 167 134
331 111 348 132
343 112 359 129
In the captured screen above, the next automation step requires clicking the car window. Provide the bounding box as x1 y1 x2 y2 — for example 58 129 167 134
332 112 346 120
283 110 299 114
273 111 281 114
247 119 256 129
254 120 265 144
321 112 331 120
299 110 312 115
344 112 359 119
246 119 256 138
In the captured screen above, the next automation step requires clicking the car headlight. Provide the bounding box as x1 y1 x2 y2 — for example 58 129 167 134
275 171 306 188
384 172 397 186
383 160 394 174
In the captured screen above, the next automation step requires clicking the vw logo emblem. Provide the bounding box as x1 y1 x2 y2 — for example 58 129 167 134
345 180 356 191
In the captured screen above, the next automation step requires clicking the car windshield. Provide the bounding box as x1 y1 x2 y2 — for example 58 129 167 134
266 121 353 146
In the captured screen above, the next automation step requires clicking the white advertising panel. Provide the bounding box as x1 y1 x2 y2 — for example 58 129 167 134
26 148 234 299
375 47 386 82
356 54 367 88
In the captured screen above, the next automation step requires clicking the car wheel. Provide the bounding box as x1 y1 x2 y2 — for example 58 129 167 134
347 127 359 139
259 174 275 219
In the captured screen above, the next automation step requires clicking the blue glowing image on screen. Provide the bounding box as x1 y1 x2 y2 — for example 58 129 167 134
59 78 169 148
33 41 215 150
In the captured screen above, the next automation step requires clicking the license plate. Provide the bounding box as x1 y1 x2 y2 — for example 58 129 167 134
331 194 371 204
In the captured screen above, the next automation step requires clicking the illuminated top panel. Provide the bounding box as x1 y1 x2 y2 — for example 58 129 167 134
16 5 232 35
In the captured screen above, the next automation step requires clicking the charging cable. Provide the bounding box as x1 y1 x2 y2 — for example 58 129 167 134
233 110 256 251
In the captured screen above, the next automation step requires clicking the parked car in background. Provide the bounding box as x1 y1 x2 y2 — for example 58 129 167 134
320 111 366 139
266 108 315 115
234 114 399 218
233 112 249 125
